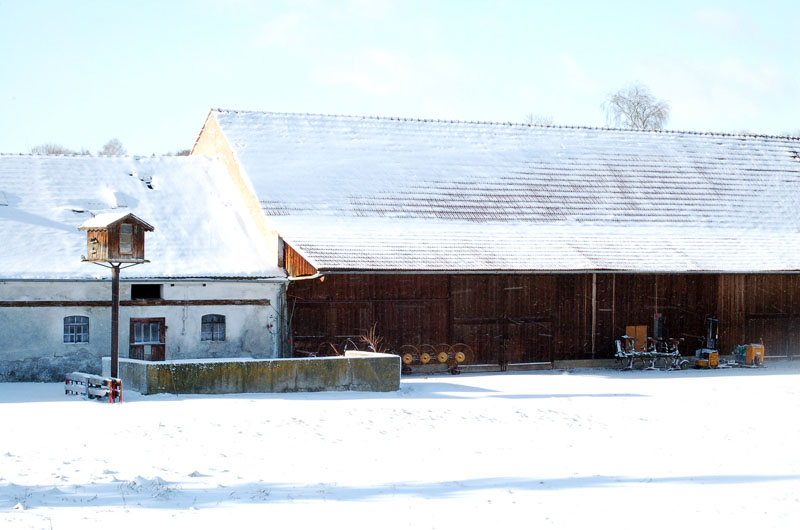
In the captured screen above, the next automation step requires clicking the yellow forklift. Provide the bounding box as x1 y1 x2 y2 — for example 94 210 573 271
695 317 720 368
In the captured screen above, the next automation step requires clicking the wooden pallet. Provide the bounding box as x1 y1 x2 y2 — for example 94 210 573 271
65 372 122 403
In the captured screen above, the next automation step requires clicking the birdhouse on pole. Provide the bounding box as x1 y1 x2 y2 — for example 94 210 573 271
79 212 154 263
79 212 154 379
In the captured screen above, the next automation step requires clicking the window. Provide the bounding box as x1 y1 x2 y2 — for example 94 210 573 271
133 321 162 344
201 314 226 341
120 223 133 254
131 284 162 300
64 316 89 344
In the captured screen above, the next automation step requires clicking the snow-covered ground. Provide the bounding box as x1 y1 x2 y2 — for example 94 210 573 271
2 363 800 530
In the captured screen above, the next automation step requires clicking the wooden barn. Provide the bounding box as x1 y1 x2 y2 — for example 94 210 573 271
193 109 800 365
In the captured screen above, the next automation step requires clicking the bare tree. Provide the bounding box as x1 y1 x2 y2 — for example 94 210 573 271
604 83 670 130
30 143 78 155
359 322 387 353
98 138 127 156
524 113 555 126
164 149 191 156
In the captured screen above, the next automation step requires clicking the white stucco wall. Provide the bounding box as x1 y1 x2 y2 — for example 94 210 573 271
0 279 287 381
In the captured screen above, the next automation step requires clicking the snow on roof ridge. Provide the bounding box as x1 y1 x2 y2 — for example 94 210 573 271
0 153 156 158
0 153 197 161
0 152 99 157
212 108 800 142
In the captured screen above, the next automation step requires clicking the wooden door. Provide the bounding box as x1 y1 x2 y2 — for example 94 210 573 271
505 320 552 364
129 317 166 361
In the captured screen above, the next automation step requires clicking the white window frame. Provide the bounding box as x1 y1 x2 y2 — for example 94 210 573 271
64 315 89 344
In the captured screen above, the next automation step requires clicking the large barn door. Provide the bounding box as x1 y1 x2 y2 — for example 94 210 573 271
505 320 552 364
501 276 554 365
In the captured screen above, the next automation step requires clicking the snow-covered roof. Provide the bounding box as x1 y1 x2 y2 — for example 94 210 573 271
211 109 800 273
0 155 284 280
78 211 153 231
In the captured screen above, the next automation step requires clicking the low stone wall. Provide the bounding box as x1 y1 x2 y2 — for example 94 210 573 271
104 351 400 395
1 351 101 382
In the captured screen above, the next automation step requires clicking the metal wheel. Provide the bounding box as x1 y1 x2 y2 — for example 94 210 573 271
435 343 451 364
449 343 473 364
419 344 435 365
398 344 419 365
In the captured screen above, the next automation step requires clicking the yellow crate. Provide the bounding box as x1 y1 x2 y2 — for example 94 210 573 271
625 325 648 351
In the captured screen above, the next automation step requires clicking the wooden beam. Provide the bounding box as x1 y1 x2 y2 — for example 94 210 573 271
0 299 271 307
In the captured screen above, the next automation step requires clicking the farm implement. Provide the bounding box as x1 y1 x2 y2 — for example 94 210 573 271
615 314 689 371
617 315 767 371
615 335 689 371
399 343 472 375
690 318 766 369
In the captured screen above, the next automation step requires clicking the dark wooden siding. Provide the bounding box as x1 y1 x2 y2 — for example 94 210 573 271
288 273 800 362
286 244 318 277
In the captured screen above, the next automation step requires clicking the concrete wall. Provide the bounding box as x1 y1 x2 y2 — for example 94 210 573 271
0 279 284 381
109 352 400 394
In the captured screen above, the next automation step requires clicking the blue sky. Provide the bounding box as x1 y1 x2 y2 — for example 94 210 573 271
1 0 798 155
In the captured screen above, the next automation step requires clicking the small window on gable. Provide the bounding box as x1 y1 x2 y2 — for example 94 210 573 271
120 223 133 254
64 316 89 344
201 314 226 341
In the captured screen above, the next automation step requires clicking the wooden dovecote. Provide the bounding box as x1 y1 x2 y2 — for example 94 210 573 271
79 212 154 263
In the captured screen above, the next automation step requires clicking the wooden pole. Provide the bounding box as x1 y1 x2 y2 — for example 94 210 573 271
111 263 120 379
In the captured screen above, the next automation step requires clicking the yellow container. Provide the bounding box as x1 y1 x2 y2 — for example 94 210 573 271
745 344 764 365
625 325 648 351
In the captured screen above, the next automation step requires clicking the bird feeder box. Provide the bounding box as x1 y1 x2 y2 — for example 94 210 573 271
79 212 154 263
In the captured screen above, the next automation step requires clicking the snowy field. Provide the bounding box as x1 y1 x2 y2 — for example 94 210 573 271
2 363 800 530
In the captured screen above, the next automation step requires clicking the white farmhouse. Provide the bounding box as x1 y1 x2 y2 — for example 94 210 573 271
0 155 287 381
